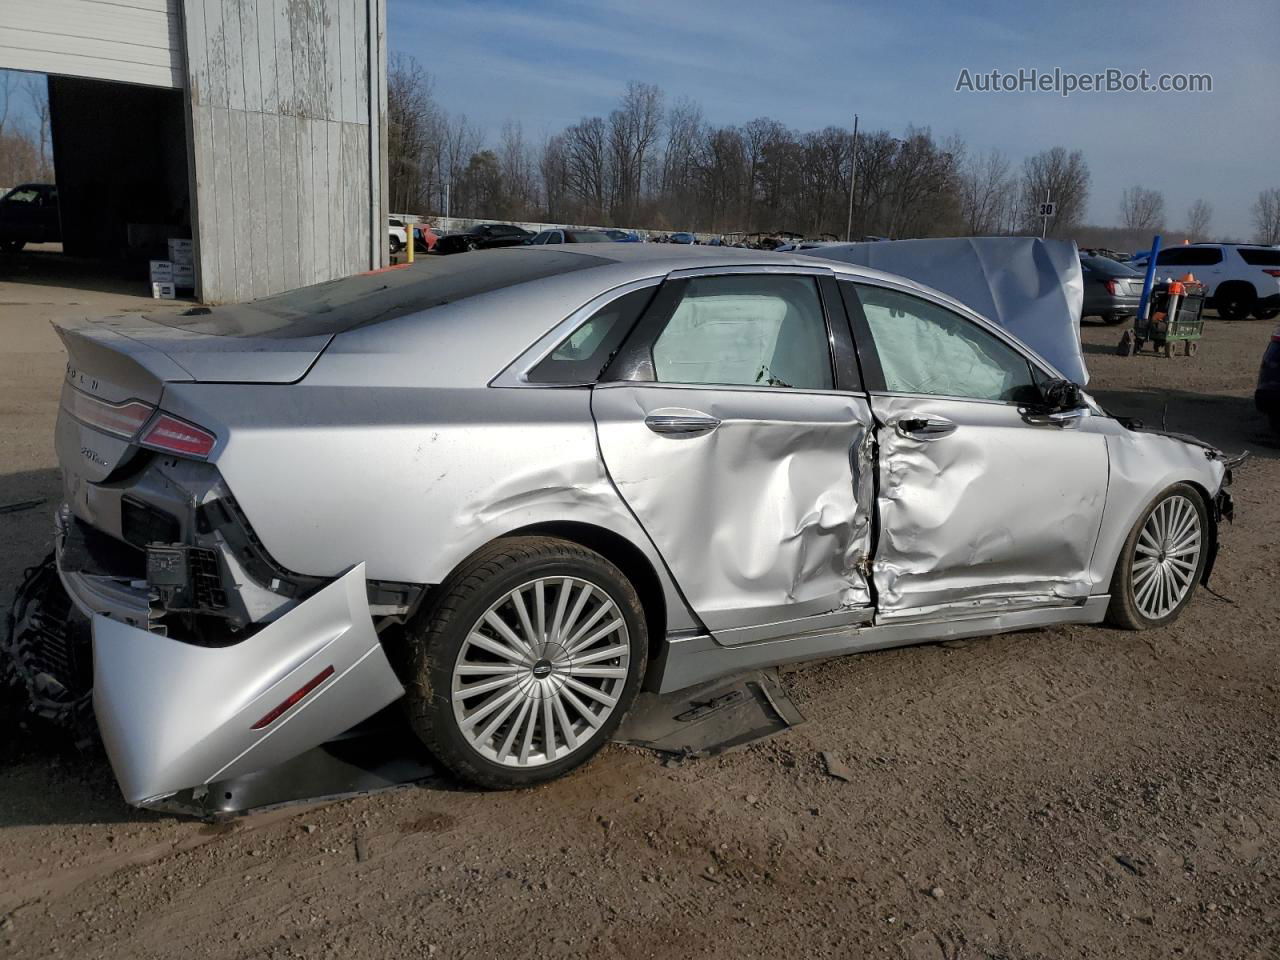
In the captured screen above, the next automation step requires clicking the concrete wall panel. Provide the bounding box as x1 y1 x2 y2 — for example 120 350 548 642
183 0 384 302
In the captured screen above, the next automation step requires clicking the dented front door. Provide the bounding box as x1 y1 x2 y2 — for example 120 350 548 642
591 269 874 645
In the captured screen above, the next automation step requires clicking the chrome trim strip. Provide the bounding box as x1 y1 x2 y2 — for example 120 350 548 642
713 606 875 647
652 596 1110 694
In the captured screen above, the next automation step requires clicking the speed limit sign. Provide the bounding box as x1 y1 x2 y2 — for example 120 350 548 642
1038 202 1057 217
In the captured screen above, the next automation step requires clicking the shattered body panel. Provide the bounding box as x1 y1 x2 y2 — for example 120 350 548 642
93 565 403 806
869 395 1108 618
593 383 874 640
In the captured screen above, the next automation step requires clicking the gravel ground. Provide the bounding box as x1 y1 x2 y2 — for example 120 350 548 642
1 267 1277 959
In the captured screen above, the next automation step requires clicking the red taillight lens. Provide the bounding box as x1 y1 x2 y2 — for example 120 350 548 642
1263 269 1280 277
65 389 154 439
251 665 335 730
1105 279 1117 296
139 413 217 458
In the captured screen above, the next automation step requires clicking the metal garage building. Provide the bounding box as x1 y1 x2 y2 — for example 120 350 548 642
0 0 388 302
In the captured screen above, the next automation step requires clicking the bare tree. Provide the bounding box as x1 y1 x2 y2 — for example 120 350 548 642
1185 198 1212 239
563 116 608 220
540 134 571 222
1120 185 1165 232
386 53 442 214
959 147 1013 235
1254 188 1280 245
1020 147 1090 235
498 121 537 219
606 81 663 223
440 113 482 216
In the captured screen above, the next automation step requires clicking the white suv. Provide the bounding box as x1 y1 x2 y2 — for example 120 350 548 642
388 218 408 254
1135 244 1280 321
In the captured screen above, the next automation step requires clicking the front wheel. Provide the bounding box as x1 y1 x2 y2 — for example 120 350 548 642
401 537 647 789
1105 484 1208 630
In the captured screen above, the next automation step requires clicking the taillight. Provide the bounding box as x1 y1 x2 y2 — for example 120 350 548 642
1105 279 1117 296
65 389 154 439
1264 269 1280 278
138 413 217 459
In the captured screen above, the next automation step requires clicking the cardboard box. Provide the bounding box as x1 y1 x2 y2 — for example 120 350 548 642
151 282 176 300
167 238 194 265
149 260 174 283
172 263 196 287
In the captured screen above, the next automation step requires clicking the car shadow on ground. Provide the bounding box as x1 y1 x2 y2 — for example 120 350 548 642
1087 387 1279 460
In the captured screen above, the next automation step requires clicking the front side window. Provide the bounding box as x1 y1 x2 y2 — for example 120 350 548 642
852 284 1037 402
526 286 657 383
651 275 833 390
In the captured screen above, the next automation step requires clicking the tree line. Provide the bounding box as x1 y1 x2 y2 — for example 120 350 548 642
390 54 1280 247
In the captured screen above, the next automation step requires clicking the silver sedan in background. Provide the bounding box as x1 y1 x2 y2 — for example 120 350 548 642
26 244 1234 804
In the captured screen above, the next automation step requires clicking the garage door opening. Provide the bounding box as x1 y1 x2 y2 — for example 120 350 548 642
1 68 193 301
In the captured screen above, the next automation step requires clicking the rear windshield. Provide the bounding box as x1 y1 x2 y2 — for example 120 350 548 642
144 249 608 339
1082 256 1142 277
1238 247 1280 266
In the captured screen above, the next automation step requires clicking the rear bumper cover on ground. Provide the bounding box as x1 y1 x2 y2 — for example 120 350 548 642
93 563 404 807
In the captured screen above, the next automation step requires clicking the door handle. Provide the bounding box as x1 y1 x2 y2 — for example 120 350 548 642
644 413 721 436
895 417 956 440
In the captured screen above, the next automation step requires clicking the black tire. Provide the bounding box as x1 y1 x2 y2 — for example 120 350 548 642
401 536 647 789
464 239 478 252
1105 483 1209 630
1254 307 1279 321
1215 284 1256 321
389 237 403 254
1104 313 1129 326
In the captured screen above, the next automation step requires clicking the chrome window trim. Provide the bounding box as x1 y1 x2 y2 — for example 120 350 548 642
666 263 835 280
490 277 664 388
593 379 861 401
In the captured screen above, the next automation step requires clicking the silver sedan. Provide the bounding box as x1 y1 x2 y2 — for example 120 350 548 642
33 244 1233 802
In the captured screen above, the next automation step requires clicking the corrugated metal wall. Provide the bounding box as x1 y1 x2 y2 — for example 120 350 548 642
0 0 182 88
181 0 387 303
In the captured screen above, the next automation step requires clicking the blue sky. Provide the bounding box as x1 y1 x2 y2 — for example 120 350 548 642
389 0 1280 238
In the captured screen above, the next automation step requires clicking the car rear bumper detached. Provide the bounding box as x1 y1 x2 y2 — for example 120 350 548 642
92 563 404 807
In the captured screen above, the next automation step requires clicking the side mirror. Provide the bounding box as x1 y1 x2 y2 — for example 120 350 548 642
1038 378 1082 412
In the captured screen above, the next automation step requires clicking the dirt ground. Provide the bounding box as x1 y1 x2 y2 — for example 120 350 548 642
1 259 1278 959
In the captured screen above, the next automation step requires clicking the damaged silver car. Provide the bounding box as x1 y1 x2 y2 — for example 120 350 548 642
5 243 1235 805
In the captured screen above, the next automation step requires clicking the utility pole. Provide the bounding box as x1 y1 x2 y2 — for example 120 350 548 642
845 114 859 242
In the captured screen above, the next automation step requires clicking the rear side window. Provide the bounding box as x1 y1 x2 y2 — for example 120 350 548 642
1082 256 1142 277
526 286 657 383
1238 248 1280 266
1157 247 1223 267
651 275 833 390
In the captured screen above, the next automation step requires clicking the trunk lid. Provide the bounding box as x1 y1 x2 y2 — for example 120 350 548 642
53 313 331 486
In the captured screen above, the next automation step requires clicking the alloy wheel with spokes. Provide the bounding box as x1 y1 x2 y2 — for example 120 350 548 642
402 536 646 789
1107 485 1208 629
1131 495 1202 620
452 576 631 768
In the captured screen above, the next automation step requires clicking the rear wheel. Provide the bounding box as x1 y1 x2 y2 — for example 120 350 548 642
1106 484 1208 630
1104 312 1129 326
389 236 403 254
1254 307 1279 321
1215 283 1255 321
402 537 646 789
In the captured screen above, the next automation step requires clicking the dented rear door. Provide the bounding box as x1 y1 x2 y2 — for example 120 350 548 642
592 267 874 645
